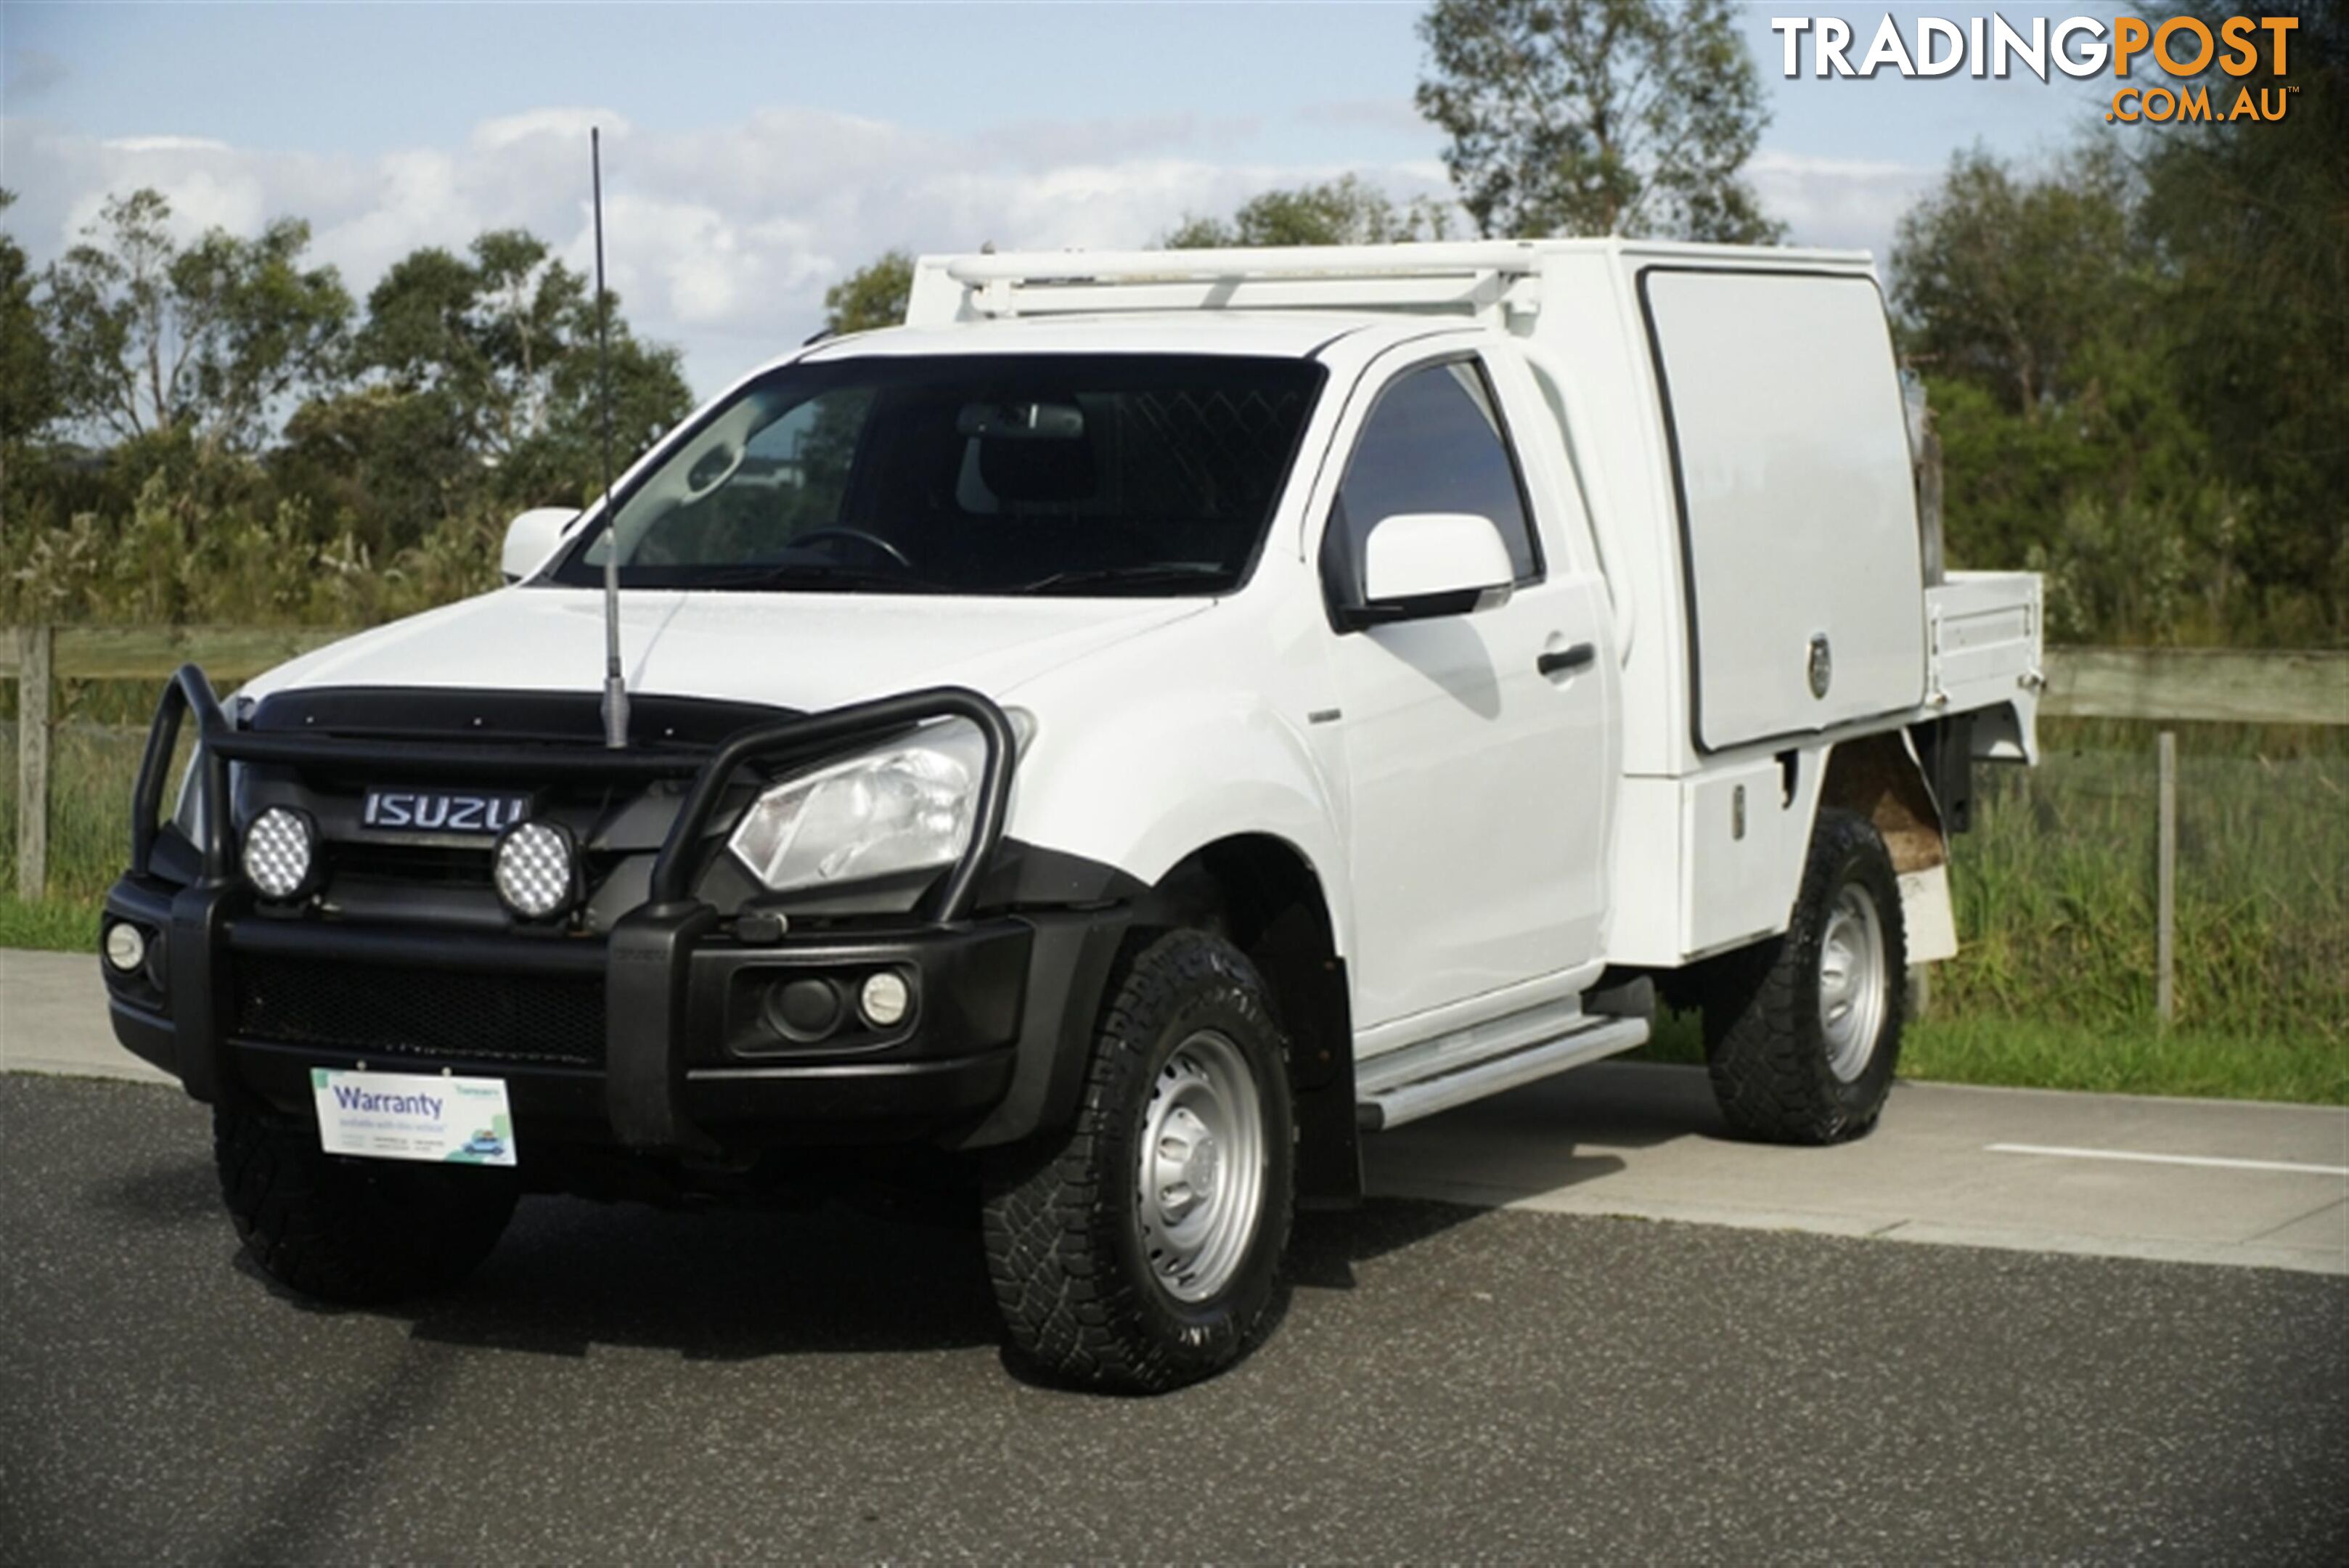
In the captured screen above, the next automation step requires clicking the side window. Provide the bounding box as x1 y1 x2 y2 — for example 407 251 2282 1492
1324 358 1543 609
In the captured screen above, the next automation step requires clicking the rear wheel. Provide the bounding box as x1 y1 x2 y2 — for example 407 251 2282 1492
214 1104 519 1304
1702 809 1906 1143
981 929 1294 1392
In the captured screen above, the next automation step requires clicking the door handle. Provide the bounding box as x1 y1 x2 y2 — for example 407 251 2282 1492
1537 642 1596 678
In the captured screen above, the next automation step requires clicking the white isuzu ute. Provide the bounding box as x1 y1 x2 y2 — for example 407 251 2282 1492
102 240 2040 1390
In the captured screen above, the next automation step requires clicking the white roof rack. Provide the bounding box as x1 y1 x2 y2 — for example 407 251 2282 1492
905 239 1876 330
912 241 1552 327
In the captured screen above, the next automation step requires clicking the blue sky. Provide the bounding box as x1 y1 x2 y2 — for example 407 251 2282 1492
3 3 2112 394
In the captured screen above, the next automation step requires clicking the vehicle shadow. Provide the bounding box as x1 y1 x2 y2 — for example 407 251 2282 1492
89 1155 225 1228
221 1184 1518 1368
86 1063 1729 1368
1284 1194 1498 1291
1359 1061 1728 1209
275 1194 1008 1361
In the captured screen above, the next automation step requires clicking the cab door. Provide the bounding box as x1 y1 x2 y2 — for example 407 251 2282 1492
1319 346 1617 1032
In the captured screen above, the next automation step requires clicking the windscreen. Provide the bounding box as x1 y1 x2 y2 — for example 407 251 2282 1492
547 354 1325 597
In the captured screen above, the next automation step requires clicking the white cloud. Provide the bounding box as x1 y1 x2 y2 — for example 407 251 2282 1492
469 107 630 154
3 105 1446 393
98 134 232 154
1747 149 1936 267
3 102 1923 395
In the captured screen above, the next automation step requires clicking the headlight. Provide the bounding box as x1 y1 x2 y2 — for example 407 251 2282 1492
728 718 989 893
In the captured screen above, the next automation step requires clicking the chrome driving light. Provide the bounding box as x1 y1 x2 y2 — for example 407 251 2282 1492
727 719 987 894
859 971 912 1029
104 921 147 973
241 807 315 900
494 820 576 920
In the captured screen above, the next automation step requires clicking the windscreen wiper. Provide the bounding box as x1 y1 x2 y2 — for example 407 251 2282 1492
1016 563 1233 595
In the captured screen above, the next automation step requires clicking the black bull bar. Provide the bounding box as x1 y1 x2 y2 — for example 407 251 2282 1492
128 664 1020 1153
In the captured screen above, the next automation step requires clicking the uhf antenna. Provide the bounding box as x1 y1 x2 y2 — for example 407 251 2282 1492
592 126 629 749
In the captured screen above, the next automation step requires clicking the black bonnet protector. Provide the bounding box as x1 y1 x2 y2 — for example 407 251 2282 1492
237 687 811 931
250 686 800 755
152 672 1016 916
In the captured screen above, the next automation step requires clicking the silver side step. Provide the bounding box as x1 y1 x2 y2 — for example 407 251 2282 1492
1356 1000 1650 1132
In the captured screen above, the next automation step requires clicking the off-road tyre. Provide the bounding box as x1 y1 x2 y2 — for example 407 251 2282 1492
214 1103 520 1304
981 928 1295 1393
1702 808 1906 1144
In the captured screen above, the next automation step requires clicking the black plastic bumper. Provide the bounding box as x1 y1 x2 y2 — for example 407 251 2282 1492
101 666 1131 1157
103 872 1128 1153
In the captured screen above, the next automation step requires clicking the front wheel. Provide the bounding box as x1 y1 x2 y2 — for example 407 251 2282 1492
981 929 1294 1392
1702 808 1907 1143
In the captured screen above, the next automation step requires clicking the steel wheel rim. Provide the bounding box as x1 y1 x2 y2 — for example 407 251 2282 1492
1818 883 1887 1082
1136 1029 1266 1304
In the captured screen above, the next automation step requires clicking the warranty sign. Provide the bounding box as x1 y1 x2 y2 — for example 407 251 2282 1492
310 1068 518 1167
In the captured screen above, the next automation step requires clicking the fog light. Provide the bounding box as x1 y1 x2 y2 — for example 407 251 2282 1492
765 977 844 1041
859 970 911 1029
494 821 575 919
103 922 147 973
242 807 315 900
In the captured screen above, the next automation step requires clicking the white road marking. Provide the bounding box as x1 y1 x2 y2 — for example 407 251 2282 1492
1988 1143 2349 1178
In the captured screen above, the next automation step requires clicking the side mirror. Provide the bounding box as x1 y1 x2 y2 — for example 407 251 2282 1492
502 507 580 584
1347 511 1515 628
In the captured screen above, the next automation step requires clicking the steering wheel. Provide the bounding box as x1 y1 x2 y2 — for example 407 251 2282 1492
793 527 912 571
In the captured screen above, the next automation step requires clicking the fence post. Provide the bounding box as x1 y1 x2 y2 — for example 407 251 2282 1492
2155 730 2176 1027
15 624 53 900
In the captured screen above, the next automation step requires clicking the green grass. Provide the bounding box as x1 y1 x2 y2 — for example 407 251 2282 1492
6 716 2345 1105
1635 1008 2348 1106
1935 741 2348 1050
0 893 101 952
2 721 155 905
1898 1014 2348 1105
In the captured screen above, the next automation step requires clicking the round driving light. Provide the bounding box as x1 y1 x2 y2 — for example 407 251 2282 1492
241 807 315 900
104 922 147 973
494 821 576 920
859 970 911 1029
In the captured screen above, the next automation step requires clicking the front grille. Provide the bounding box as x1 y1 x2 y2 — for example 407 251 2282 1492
232 955 605 1066
327 842 494 888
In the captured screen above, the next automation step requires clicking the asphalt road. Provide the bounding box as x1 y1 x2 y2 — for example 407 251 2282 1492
3 1074 2344 1564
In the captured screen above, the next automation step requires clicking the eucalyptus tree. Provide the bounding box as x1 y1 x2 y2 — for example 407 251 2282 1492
1164 175 1452 248
1416 0 1781 242
40 188 351 454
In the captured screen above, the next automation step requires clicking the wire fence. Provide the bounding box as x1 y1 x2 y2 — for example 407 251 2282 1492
1939 740 2348 1044
10 727 2346 1051
5 631 2346 1050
